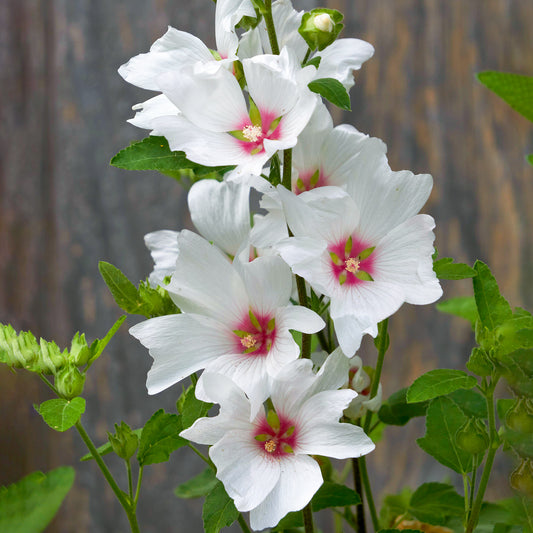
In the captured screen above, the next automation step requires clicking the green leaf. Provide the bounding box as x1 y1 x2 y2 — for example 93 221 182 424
304 56 322 69
436 296 478 327
0 467 75 533
137 409 187 466
273 482 361 530
448 388 488 418
80 429 143 461
379 487 413 529
477 72 533 123
137 279 180 318
528 154 533 166
378 388 428 426
433 257 477 280
308 78 351 110
410 483 464 525
202 481 240 533
111 136 233 179
35 398 86 432
176 385 212 430
417 396 474 473
473 261 512 332
174 468 218 499
87 315 126 365
98 262 149 315
466 347 493 377
407 369 477 403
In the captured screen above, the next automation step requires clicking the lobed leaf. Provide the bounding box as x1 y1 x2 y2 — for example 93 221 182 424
137 409 187 466
308 78 351 110
0 467 75 533
433 257 477 280
35 398 86 432
202 482 240 533
176 384 213 430
407 369 477 403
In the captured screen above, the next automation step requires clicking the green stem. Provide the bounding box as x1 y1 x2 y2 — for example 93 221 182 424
352 458 367 533
74 421 141 533
302 502 315 533
462 473 470 523
466 379 500 533
467 456 479 523
263 0 280 55
134 466 143 507
302 47 312 65
295 275 312 359
238 514 252 533
127 459 134 502
282 148 292 190
359 456 379 532
363 319 388 434
187 442 213 467
38 373 61 396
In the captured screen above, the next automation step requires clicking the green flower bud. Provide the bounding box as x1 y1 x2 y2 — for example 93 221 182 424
505 398 533 434
510 459 533 498
69 332 91 367
455 417 489 455
298 9 344 52
108 422 139 461
39 339 67 375
54 364 86 399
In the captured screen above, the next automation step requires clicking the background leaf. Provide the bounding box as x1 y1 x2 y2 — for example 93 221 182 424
407 369 477 403
202 481 240 533
0 467 75 533
175 468 218 499
378 388 428 426
308 78 351 110
35 398 86 432
436 296 478 327
176 384 212 430
409 482 464 525
137 409 187 466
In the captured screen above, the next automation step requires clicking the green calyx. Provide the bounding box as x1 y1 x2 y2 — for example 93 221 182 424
54 364 86 400
455 417 489 455
298 9 344 52
108 421 139 461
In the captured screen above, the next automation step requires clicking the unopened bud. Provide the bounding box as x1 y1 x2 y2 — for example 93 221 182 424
510 458 533 498
69 332 91 367
455 417 489 455
108 422 139 461
505 398 533 434
298 9 344 52
55 364 86 399
314 13 334 33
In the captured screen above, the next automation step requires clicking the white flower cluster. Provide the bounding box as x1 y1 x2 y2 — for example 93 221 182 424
120 0 442 529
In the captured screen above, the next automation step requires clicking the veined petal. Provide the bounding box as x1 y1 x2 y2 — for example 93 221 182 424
275 305 325 334
167 230 249 322
215 0 256 58
314 38 375 90
157 63 249 132
211 430 281 512
249 454 322 530
188 179 251 256
144 229 179 287
129 314 233 394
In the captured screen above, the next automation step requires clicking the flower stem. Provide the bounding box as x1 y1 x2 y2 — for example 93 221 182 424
352 458 367 533
263 0 280 55
302 502 315 533
127 459 134 501
74 421 141 533
134 466 143 507
466 378 500 533
359 456 379 531
282 148 292 190
187 442 213 467
302 47 312 65
238 514 252 533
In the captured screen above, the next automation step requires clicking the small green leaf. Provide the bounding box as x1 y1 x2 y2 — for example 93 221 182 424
379 487 413 529
202 482 240 533
410 482 464 525
176 385 212 430
466 347 493 377
87 315 126 365
0 467 75 533
378 388 428 426
477 71 533 123
35 398 86 432
473 261 512 332
407 369 477 403
137 409 187 466
417 396 475 473
436 296 478 328
80 429 143 461
433 257 476 280
304 56 322 69
98 262 148 315
448 388 488 419
308 78 351 110
174 468 218 499
527 154 533 166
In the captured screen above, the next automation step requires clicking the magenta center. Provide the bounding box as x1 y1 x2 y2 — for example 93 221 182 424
254 413 298 457
329 235 376 286
235 109 282 155
293 167 328 194
233 309 276 356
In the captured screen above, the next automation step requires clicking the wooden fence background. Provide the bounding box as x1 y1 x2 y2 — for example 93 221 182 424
1 0 532 531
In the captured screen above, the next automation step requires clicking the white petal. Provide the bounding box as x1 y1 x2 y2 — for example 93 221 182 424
211 431 281 512
215 0 256 58
129 314 233 394
167 230 249 323
157 63 249 132
144 229 179 287
249 454 322 530
128 94 179 130
276 305 325 334
188 179 251 256
314 38 375 90
271 0 307 59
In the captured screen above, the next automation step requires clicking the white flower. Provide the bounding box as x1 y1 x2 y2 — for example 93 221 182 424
275 180 442 355
181 349 375 530
130 230 324 412
344 356 383 419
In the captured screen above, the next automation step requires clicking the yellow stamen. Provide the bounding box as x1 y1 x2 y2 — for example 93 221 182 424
242 124 262 142
345 257 360 273
264 439 277 453
241 335 257 349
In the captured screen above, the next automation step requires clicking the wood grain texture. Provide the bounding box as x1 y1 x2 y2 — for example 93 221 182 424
0 0 531 531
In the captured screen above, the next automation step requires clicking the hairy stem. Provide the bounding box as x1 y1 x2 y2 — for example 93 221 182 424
352 458 367 533
359 456 379 531
263 0 280 55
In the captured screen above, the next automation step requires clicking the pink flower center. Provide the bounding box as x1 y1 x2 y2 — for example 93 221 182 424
233 309 276 356
235 109 282 156
293 168 328 194
254 411 298 457
329 235 376 286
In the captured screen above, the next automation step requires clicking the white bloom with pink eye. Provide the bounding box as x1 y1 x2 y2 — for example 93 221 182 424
148 47 318 176
181 349 375 531
129 230 324 412
274 180 442 356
